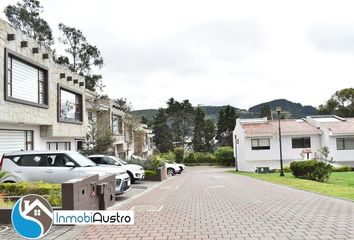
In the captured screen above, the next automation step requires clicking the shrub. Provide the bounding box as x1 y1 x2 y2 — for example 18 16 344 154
214 147 234 166
144 170 157 176
160 152 175 163
174 148 184 163
185 153 196 164
0 182 61 206
127 158 153 170
332 166 352 172
290 160 332 182
194 152 217 164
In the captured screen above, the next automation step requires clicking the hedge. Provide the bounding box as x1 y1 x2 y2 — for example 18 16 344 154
0 182 61 206
290 160 332 182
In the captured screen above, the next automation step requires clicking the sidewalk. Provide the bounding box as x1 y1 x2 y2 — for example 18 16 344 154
0 180 164 240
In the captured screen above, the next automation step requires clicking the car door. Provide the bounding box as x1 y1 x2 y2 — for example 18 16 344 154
10 154 46 182
44 154 81 183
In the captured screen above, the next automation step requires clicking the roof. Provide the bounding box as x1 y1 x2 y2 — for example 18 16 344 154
240 119 322 137
318 118 354 135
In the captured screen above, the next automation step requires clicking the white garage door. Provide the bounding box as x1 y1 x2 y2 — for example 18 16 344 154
0 130 32 154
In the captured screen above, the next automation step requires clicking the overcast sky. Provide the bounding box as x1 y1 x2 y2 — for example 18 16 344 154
1 0 354 110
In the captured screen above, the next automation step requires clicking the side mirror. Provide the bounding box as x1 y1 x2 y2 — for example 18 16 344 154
65 162 75 167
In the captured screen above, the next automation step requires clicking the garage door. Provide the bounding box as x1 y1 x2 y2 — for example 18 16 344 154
0 130 33 154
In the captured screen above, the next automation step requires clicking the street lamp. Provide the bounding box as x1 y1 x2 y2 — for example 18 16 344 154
234 134 238 171
276 107 285 177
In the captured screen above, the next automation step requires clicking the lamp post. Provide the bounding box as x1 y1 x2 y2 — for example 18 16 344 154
234 134 238 171
276 107 285 177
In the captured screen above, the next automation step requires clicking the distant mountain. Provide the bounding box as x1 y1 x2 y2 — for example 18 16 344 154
248 99 318 118
133 99 318 124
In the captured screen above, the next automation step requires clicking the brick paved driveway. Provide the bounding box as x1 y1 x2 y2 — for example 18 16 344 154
76 167 354 240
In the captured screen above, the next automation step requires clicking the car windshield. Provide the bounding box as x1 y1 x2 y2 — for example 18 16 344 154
110 156 127 165
67 152 97 167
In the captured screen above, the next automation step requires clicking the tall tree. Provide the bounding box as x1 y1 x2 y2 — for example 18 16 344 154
165 98 194 147
216 105 237 147
192 108 206 152
81 94 115 155
204 119 216 152
4 0 53 46
319 88 354 117
260 104 271 120
152 108 173 153
58 23 104 91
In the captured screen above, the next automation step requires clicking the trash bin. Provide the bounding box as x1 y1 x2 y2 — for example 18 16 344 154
256 167 270 174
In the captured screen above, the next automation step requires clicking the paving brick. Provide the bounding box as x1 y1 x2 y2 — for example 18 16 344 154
72 167 354 240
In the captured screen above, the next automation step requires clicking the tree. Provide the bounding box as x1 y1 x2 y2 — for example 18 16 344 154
319 88 354 117
58 23 104 91
166 98 194 147
81 95 115 155
152 108 173 153
4 0 53 46
192 108 206 152
140 116 149 124
204 119 215 152
260 104 271 120
216 105 237 147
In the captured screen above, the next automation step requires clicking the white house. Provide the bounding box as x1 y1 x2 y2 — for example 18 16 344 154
0 18 87 155
233 117 322 172
233 115 354 172
305 115 354 167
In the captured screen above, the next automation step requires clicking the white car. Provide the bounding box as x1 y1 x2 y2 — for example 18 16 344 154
88 155 145 183
165 162 181 176
174 162 185 173
0 151 131 195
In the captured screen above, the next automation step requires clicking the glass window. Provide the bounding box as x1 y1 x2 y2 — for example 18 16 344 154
46 154 73 167
6 54 48 106
112 115 123 135
251 139 270 150
337 138 354 150
16 155 43 166
46 142 71 150
292 137 311 149
59 88 82 123
25 130 33 150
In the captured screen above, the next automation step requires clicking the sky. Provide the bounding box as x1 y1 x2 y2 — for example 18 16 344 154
1 0 354 110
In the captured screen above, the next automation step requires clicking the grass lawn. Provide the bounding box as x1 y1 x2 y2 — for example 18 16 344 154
229 171 354 201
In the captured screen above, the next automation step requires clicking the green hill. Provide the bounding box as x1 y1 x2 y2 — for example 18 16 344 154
133 99 318 124
248 99 318 118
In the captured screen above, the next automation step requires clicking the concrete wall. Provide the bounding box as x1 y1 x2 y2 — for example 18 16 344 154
0 18 87 148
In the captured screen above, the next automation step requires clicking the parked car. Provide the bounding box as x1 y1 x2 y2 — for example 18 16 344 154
0 151 131 195
88 155 145 183
174 162 185 173
165 162 181 176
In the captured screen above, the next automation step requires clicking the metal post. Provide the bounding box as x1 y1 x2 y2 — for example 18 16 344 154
234 135 238 171
276 107 284 177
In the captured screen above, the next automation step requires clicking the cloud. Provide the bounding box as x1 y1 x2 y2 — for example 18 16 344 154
308 23 354 54
102 19 264 76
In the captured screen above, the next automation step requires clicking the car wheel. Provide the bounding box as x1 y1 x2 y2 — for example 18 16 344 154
167 168 175 176
127 172 136 184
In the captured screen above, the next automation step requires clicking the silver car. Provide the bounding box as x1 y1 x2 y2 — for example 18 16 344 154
0 151 131 195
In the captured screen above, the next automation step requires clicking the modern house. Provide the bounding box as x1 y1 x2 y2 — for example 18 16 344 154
85 96 134 160
305 115 354 167
133 123 154 159
0 18 87 155
233 118 322 172
233 115 354 172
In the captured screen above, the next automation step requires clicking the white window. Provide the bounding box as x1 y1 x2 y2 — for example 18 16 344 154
251 138 270 150
47 142 71 150
6 51 48 106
